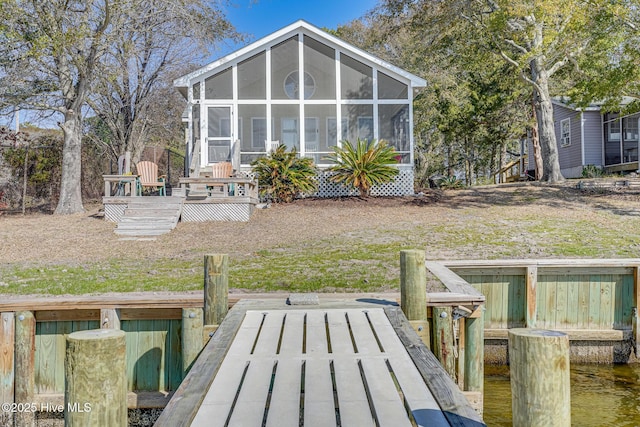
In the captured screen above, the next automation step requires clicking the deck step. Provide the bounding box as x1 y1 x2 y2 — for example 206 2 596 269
114 196 184 237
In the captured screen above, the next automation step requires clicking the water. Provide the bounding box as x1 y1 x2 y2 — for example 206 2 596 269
484 364 640 426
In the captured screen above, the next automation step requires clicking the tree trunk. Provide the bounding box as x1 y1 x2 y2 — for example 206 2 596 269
530 60 564 183
55 112 84 214
530 104 543 180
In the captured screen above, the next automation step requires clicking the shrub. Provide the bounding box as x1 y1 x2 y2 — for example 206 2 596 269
251 145 317 203
325 139 399 197
582 164 604 178
437 175 464 190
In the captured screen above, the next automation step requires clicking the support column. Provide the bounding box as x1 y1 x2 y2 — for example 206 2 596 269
509 329 570 427
65 329 127 427
15 311 35 427
400 250 430 347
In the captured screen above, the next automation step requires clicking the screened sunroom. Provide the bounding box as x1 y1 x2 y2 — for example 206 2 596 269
174 20 426 196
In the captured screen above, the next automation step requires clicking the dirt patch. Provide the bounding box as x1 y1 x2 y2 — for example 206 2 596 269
1 182 640 268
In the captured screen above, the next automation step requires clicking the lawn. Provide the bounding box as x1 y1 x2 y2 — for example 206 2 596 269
2 183 640 296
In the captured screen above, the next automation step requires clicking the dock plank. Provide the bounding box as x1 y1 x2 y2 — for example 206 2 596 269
265 358 302 427
303 358 337 427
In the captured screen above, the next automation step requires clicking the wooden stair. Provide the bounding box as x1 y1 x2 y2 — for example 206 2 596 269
115 196 184 238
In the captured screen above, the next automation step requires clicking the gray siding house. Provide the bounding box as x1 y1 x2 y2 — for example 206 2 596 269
529 98 640 178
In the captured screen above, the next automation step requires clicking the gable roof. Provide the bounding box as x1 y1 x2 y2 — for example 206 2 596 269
552 96 639 112
174 20 427 93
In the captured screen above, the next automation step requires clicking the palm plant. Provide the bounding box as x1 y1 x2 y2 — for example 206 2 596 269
251 145 317 203
325 139 399 197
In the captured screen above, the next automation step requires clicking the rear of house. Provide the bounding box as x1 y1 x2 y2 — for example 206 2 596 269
174 20 426 197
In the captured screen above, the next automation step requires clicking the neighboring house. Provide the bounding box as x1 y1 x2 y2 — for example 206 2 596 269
174 20 426 196
528 97 640 178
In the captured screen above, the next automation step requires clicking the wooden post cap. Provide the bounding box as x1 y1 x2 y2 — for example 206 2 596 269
67 329 125 341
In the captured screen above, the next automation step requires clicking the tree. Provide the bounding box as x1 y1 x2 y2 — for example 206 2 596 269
374 0 620 183
0 0 116 214
88 1 237 165
0 0 235 214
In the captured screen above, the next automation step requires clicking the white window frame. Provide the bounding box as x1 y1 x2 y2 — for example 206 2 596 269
560 118 571 147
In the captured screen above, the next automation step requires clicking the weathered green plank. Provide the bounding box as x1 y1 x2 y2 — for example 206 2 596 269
35 321 56 393
55 321 73 392
565 275 579 327
536 276 548 328
588 275 602 329
137 320 160 391
545 275 557 329
600 275 614 329
123 320 139 391
154 319 169 392
508 275 525 328
168 319 183 389
577 276 590 329
555 275 568 328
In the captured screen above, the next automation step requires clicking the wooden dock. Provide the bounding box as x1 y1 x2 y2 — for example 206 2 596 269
155 300 485 427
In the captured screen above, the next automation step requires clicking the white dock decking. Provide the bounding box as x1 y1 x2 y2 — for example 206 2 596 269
155 302 485 427
192 308 449 427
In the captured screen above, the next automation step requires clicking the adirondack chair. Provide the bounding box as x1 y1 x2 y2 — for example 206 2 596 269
136 161 166 196
208 161 233 196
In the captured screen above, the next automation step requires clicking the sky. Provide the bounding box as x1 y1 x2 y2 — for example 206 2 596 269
217 0 379 57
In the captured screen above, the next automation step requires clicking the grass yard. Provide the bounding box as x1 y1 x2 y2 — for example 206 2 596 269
2 183 640 296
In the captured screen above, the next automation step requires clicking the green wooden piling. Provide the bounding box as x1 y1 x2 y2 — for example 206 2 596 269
400 250 430 346
432 306 456 381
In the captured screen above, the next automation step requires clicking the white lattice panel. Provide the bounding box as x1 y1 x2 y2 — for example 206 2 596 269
104 204 126 222
182 203 254 222
314 169 414 198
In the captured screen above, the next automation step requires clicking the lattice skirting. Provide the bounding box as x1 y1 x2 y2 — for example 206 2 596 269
181 203 255 222
104 204 126 222
312 168 415 198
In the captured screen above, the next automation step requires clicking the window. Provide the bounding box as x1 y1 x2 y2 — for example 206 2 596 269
560 118 571 146
238 52 266 100
252 118 267 149
204 68 232 100
284 71 316 100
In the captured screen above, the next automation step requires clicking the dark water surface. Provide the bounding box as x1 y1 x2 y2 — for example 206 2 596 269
484 364 640 426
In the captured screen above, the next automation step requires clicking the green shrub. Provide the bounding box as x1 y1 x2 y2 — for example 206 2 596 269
325 139 399 197
251 145 317 203
582 164 604 178
437 175 464 189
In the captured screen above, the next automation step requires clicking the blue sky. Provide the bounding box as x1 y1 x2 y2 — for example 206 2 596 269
217 0 379 56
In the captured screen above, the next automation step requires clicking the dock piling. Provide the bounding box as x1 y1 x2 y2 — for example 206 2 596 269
508 329 570 427
400 249 430 347
65 329 127 427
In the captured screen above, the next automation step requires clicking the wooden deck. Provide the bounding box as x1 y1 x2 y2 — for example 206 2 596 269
155 301 485 427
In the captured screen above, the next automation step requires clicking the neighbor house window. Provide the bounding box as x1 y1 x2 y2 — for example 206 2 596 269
560 118 571 146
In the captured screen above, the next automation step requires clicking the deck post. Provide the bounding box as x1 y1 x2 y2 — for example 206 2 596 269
508 329 570 427
14 311 35 427
204 254 229 327
100 308 121 330
432 307 456 381
464 309 484 398
1 313 15 427
182 308 204 376
633 266 640 355
65 329 127 427
400 250 430 347
525 265 538 328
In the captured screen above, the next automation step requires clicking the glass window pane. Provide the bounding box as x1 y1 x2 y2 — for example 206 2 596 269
204 68 232 100
304 36 335 100
341 104 373 143
208 141 231 163
340 54 372 99
305 105 338 164
192 82 200 100
272 105 300 151
208 107 231 138
238 52 266 100
238 104 267 152
271 37 299 100
605 121 621 165
378 72 408 99
379 104 409 154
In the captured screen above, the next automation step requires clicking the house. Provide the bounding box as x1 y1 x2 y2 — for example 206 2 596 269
528 98 640 178
174 20 426 196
